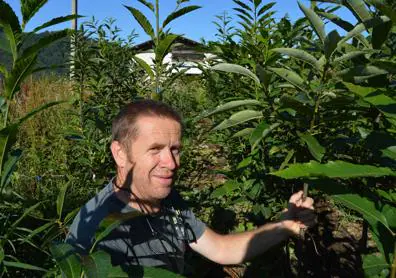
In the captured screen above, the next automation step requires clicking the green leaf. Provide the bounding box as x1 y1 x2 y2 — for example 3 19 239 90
381 146 396 160
343 82 396 119
211 180 240 198
82 251 112 278
234 8 254 21
237 156 253 169
332 193 390 231
297 131 326 162
155 34 179 64
233 127 254 138
317 11 354 32
0 64 7 75
324 30 341 59
3 261 47 272
124 5 154 39
0 149 22 192
338 65 388 82
271 160 396 179
271 48 321 71
16 100 65 125
20 0 48 28
56 183 68 219
366 0 396 23
0 245 4 264
162 6 201 28
21 29 69 59
338 16 391 48
250 122 280 150
257 2 276 17
212 63 260 84
0 1 21 33
332 50 369 64
108 265 129 277
212 110 263 131
10 202 41 231
133 56 154 80
372 20 392 49
233 0 252 12
0 0 21 61
362 254 389 277
32 14 80 33
50 243 82 278
0 125 18 178
268 67 307 91
201 99 262 118
23 220 55 243
137 0 154 11
298 1 326 44
249 121 269 147
92 211 142 252
4 55 37 99
345 0 372 23
382 204 396 230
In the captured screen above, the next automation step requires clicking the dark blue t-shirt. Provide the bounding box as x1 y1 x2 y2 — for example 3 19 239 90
66 180 206 274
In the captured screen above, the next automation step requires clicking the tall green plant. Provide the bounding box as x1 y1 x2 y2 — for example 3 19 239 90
0 0 76 274
125 0 201 99
203 0 396 276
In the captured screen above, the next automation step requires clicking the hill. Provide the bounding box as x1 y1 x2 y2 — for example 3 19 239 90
0 29 71 76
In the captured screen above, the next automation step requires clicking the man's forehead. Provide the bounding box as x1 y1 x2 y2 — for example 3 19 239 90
135 116 181 136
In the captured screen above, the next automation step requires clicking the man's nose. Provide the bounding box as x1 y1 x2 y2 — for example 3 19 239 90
161 149 177 170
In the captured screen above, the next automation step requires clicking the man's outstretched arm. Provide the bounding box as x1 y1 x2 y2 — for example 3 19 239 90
189 191 315 265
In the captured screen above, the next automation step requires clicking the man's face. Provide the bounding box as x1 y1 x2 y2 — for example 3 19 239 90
125 116 181 202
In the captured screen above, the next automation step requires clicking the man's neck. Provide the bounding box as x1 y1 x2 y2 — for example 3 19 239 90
112 177 161 214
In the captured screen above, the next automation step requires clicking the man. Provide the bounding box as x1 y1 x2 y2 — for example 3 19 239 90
66 100 315 274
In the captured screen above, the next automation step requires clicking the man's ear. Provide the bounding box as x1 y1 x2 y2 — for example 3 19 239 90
111 141 128 168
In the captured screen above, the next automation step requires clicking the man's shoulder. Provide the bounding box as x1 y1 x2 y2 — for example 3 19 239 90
66 181 120 251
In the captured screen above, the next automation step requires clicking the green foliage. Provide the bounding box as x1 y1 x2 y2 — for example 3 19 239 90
125 0 201 99
204 0 396 276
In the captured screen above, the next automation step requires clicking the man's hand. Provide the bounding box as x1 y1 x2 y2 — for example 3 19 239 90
281 190 316 236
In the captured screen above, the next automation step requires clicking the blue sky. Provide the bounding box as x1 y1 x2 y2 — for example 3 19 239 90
6 0 354 43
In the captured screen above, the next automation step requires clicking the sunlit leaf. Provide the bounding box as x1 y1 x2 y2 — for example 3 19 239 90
211 180 240 198
268 67 307 91
297 131 326 162
338 16 390 47
250 122 280 150
56 183 68 219
212 63 260 84
212 110 262 131
4 55 37 99
20 0 48 28
137 0 154 11
345 0 372 23
3 260 47 272
133 56 154 80
271 48 322 71
155 34 179 64
162 6 201 28
124 5 154 39
0 0 21 60
298 1 326 44
257 2 276 17
32 14 80 33
271 160 396 179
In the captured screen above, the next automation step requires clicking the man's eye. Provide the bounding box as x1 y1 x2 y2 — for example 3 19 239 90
172 149 180 155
